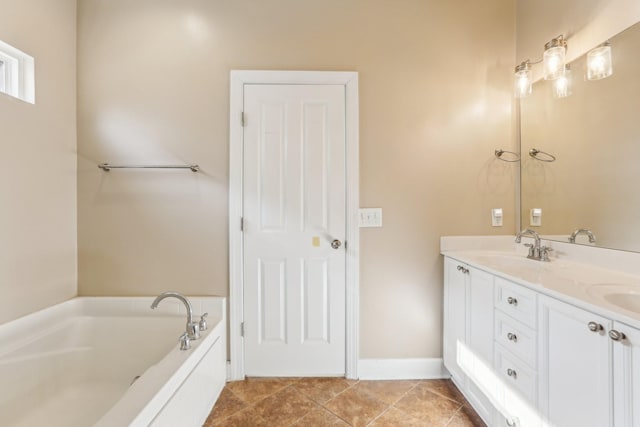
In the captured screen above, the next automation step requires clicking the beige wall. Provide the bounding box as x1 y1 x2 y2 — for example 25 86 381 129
0 0 77 325
77 0 516 359
517 0 640 80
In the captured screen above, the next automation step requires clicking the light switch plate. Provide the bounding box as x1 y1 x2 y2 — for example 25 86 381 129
359 208 383 227
491 208 503 227
530 208 542 227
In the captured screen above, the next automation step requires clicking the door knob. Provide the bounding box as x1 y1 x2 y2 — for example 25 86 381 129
331 239 342 249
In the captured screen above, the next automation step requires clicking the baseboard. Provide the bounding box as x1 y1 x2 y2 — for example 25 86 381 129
358 358 450 380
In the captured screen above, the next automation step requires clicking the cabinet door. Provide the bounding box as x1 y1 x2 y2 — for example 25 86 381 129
443 257 467 383
612 321 640 427
465 267 495 423
538 295 612 427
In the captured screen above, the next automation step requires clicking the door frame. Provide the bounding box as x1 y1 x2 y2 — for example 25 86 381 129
228 70 360 380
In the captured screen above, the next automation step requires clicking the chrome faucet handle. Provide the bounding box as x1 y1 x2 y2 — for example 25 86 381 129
540 246 553 262
524 243 535 258
187 321 200 340
179 332 191 350
199 312 208 331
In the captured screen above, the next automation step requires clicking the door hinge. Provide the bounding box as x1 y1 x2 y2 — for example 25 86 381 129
240 322 245 337
344 240 348 250
240 111 245 127
240 217 244 232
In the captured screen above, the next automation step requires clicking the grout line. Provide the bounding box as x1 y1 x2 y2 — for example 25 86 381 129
443 403 465 427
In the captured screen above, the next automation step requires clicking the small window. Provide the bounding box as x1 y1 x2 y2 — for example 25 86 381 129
0 40 34 104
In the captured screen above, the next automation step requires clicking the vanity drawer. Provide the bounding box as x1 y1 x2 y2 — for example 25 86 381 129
495 310 537 368
494 344 537 404
495 278 537 328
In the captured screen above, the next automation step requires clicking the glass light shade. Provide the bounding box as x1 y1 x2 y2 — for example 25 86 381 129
553 66 572 98
514 66 532 98
587 44 612 80
543 45 566 80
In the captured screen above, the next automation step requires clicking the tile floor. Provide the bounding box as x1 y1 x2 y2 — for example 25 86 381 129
204 378 486 427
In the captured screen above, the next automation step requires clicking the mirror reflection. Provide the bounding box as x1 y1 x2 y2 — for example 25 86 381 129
520 20 640 252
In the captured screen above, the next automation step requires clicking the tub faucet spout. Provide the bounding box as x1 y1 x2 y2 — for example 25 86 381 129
151 292 200 340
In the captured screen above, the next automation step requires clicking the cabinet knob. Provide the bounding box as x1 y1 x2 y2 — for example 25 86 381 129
507 332 518 342
609 329 626 341
507 368 517 378
507 296 518 306
587 321 603 332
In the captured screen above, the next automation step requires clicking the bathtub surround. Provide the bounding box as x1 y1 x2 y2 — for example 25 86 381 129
0 0 77 325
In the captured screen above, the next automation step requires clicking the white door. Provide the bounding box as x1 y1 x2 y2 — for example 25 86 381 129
242 84 346 376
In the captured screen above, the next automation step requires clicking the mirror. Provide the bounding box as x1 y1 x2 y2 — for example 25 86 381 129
520 20 640 252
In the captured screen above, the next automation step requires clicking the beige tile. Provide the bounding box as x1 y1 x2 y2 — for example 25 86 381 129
353 380 417 405
324 386 389 427
394 385 462 426
291 407 351 426
225 378 292 404
293 377 353 404
252 385 318 425
419 379 466 404
369 407 426 426
446 405 487 427
205 388 247 422
208 406 269 427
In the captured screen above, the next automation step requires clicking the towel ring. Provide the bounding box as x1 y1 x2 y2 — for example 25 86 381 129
529 148 556 162
494 149 521 162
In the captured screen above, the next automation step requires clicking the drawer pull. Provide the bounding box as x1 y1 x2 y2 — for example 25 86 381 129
506 419 518 427
507 368 517 379
507 332 518 342
507 296 518 306
587 321 603 332
609 330 626 341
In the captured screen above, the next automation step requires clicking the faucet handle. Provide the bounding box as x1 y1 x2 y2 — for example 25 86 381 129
524 243 535 258
199 312 209 331
540 246 553 262
179 332 191 350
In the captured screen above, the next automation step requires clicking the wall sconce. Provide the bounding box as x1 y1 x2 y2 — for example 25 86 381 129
514 61 532 98
587 41 612 80
553 65 572 98
543 35 567 80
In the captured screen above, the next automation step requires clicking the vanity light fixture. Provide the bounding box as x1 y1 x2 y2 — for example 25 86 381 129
553 64 572 98
514 60 532 98
587 41 613 80
543 35 567 80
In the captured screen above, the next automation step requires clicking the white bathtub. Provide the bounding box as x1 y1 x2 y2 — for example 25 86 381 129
0 296 226 427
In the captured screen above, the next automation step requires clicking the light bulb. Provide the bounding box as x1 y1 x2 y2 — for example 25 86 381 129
514 62 531 98
587 43 612 80
553 66 572 98
543 36 567 80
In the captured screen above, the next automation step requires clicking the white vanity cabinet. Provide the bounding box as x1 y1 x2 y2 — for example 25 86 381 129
443 254 640 427
612 321 640 427
538 295 613 427
443 257 494 423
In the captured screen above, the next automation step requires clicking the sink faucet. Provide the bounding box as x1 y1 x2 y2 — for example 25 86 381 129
151 292 200 340
569 228 596 244
515 229 552 261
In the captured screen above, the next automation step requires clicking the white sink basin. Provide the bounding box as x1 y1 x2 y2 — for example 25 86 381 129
588 284 640 314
